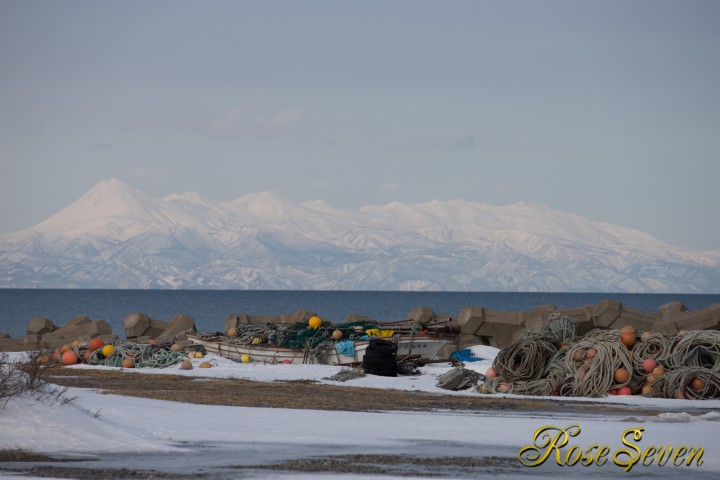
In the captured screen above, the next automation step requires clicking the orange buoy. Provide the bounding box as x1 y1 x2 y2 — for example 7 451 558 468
332 329 343 341
485 367 497 378
121 358 135 368
585 348 598 359
61 344 72 353
690 377 704 391
620 330 636 348
618 386 632 395
641 384 654 396
89 337 104 351
199 361 212 368
179 360 193 370
61 351 79 366
653 366 665 376
614 368 630 384
227 328 238 337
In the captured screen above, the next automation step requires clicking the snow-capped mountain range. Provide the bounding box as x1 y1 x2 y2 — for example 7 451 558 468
1 179 718 292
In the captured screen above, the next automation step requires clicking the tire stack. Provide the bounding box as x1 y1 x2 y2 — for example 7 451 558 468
362 338 398 376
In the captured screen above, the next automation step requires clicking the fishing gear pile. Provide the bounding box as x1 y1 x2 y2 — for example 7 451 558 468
479 314 720 400
41 337 202 369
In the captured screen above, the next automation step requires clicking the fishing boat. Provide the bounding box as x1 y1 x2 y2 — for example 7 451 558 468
187 331 454 365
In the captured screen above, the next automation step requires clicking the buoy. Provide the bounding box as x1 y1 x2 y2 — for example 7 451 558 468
61 351 79 366
102 344 115 357
609 388 619 395
52 349 61 362
332 329 343 341
643 358 658 374
251 337 262 345
84 350 92 361
485 367 497 378
61 344 72 353
179 360 193 370
653 366 665 376
690 377 704 391
240 354 251 363
71 340 81 349
281 359 292 364
199 361 212 368
227 327 238 337
614 368 630 384
620 330 636 348
148 339 158 345
585 348 598 359
194 352 204 359
308 316 322 329
641 384 654 396
618 386 632 395
35 354 50 366
640 331 652 342
89 337 104 351
121 358 135 368
497 382 512 393
170 343 183 351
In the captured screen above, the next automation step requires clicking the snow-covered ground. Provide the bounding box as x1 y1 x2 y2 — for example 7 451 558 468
2 346 720 479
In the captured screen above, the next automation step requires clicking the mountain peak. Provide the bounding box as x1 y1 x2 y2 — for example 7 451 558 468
3 181 718 292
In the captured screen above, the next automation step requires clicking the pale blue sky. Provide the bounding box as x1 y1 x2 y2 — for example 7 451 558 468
1 0 719 249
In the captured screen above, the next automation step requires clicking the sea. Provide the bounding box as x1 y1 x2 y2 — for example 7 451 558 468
1 289 719 339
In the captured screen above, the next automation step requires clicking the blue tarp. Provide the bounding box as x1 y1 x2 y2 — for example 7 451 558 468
450 349 483 362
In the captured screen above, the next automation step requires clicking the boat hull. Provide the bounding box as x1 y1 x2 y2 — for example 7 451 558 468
188 333 452 365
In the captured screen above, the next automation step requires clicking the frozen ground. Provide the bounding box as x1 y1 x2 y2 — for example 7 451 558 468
1 346 719 479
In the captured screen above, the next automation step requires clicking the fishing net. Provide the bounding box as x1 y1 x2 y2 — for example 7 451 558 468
477 316 720 400
665 331 720 372
74 341 187 368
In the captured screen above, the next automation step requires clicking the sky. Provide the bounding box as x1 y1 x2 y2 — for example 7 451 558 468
1 0 719 249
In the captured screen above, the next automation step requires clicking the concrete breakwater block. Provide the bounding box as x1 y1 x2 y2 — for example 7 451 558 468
0 335 44 352
454 300 720 349
653 303 720 335
41 318 114 350
155 314 197 342
124 312 168 339
456 306 527 348
407 307 451 325
27 317 58 336
224 309 316 332
0 315 118 352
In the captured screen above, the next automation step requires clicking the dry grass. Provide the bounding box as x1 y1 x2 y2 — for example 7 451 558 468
43 366 661 415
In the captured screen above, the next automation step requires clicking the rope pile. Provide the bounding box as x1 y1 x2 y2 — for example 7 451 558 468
74 341 187 368
478 316 720 400
436 364 483 390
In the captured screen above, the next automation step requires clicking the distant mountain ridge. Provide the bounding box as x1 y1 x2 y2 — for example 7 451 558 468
1 179 718 292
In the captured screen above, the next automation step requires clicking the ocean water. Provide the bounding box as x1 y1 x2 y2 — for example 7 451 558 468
1 289 719 339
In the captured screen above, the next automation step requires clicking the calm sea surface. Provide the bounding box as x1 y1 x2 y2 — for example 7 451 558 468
1 289 719 338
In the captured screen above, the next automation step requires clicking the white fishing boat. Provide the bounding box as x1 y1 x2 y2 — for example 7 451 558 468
187 332 453 365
